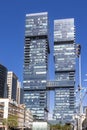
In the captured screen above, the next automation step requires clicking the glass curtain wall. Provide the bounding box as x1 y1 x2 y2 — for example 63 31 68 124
53 18 76 122
23 12 50 120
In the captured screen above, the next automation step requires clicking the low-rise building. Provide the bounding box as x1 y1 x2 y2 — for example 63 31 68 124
0 98 33 130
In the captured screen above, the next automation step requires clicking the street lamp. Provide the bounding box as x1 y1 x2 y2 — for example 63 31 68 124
76 44 83 130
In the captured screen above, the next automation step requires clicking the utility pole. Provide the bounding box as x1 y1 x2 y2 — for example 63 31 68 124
78 54 83 130
76 44 82 130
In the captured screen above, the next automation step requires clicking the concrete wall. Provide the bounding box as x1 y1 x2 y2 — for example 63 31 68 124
32 122 50 130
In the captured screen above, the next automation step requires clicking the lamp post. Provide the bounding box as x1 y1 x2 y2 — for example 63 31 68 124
76 44 83 130
78 55 83 130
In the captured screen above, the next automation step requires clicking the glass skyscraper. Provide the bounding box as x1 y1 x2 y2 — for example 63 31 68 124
23 13 76 122
23 12 50 120
53 18 76 122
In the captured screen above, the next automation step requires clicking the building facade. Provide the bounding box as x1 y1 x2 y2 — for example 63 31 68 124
23 13 76 122
23 12 50 120
16 81 21 104
20 87 24 104
7 71 18 101
32 122 50 130
0 99 33 129
53 18 76 122
0 64 7 98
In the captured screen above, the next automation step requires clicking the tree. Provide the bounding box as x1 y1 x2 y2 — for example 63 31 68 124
50 124 62 130
62 124 72 130
50 123 72 130
2 115 18 130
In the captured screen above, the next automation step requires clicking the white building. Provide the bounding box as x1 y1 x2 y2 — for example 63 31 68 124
16 81 21 104
7 71 18 101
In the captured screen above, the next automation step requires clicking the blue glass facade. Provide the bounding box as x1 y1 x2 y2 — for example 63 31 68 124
23 14 76 122
23 12 49 120
53 19 76 122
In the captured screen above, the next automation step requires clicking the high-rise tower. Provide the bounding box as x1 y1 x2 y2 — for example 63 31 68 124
53 18 76 122
23 12 50 120
0 64 7 98
7 71 18 101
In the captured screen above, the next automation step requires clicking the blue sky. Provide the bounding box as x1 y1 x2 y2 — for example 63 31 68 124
0 0 87 92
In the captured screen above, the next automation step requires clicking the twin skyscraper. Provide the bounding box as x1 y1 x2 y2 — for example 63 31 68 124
23 12 76 123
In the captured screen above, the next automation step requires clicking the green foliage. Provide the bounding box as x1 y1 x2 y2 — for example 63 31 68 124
62 124 71 130
50 124 62 130
2 115 18 129
50 123 72 130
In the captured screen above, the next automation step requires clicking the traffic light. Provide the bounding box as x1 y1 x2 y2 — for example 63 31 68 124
76 44 81 57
